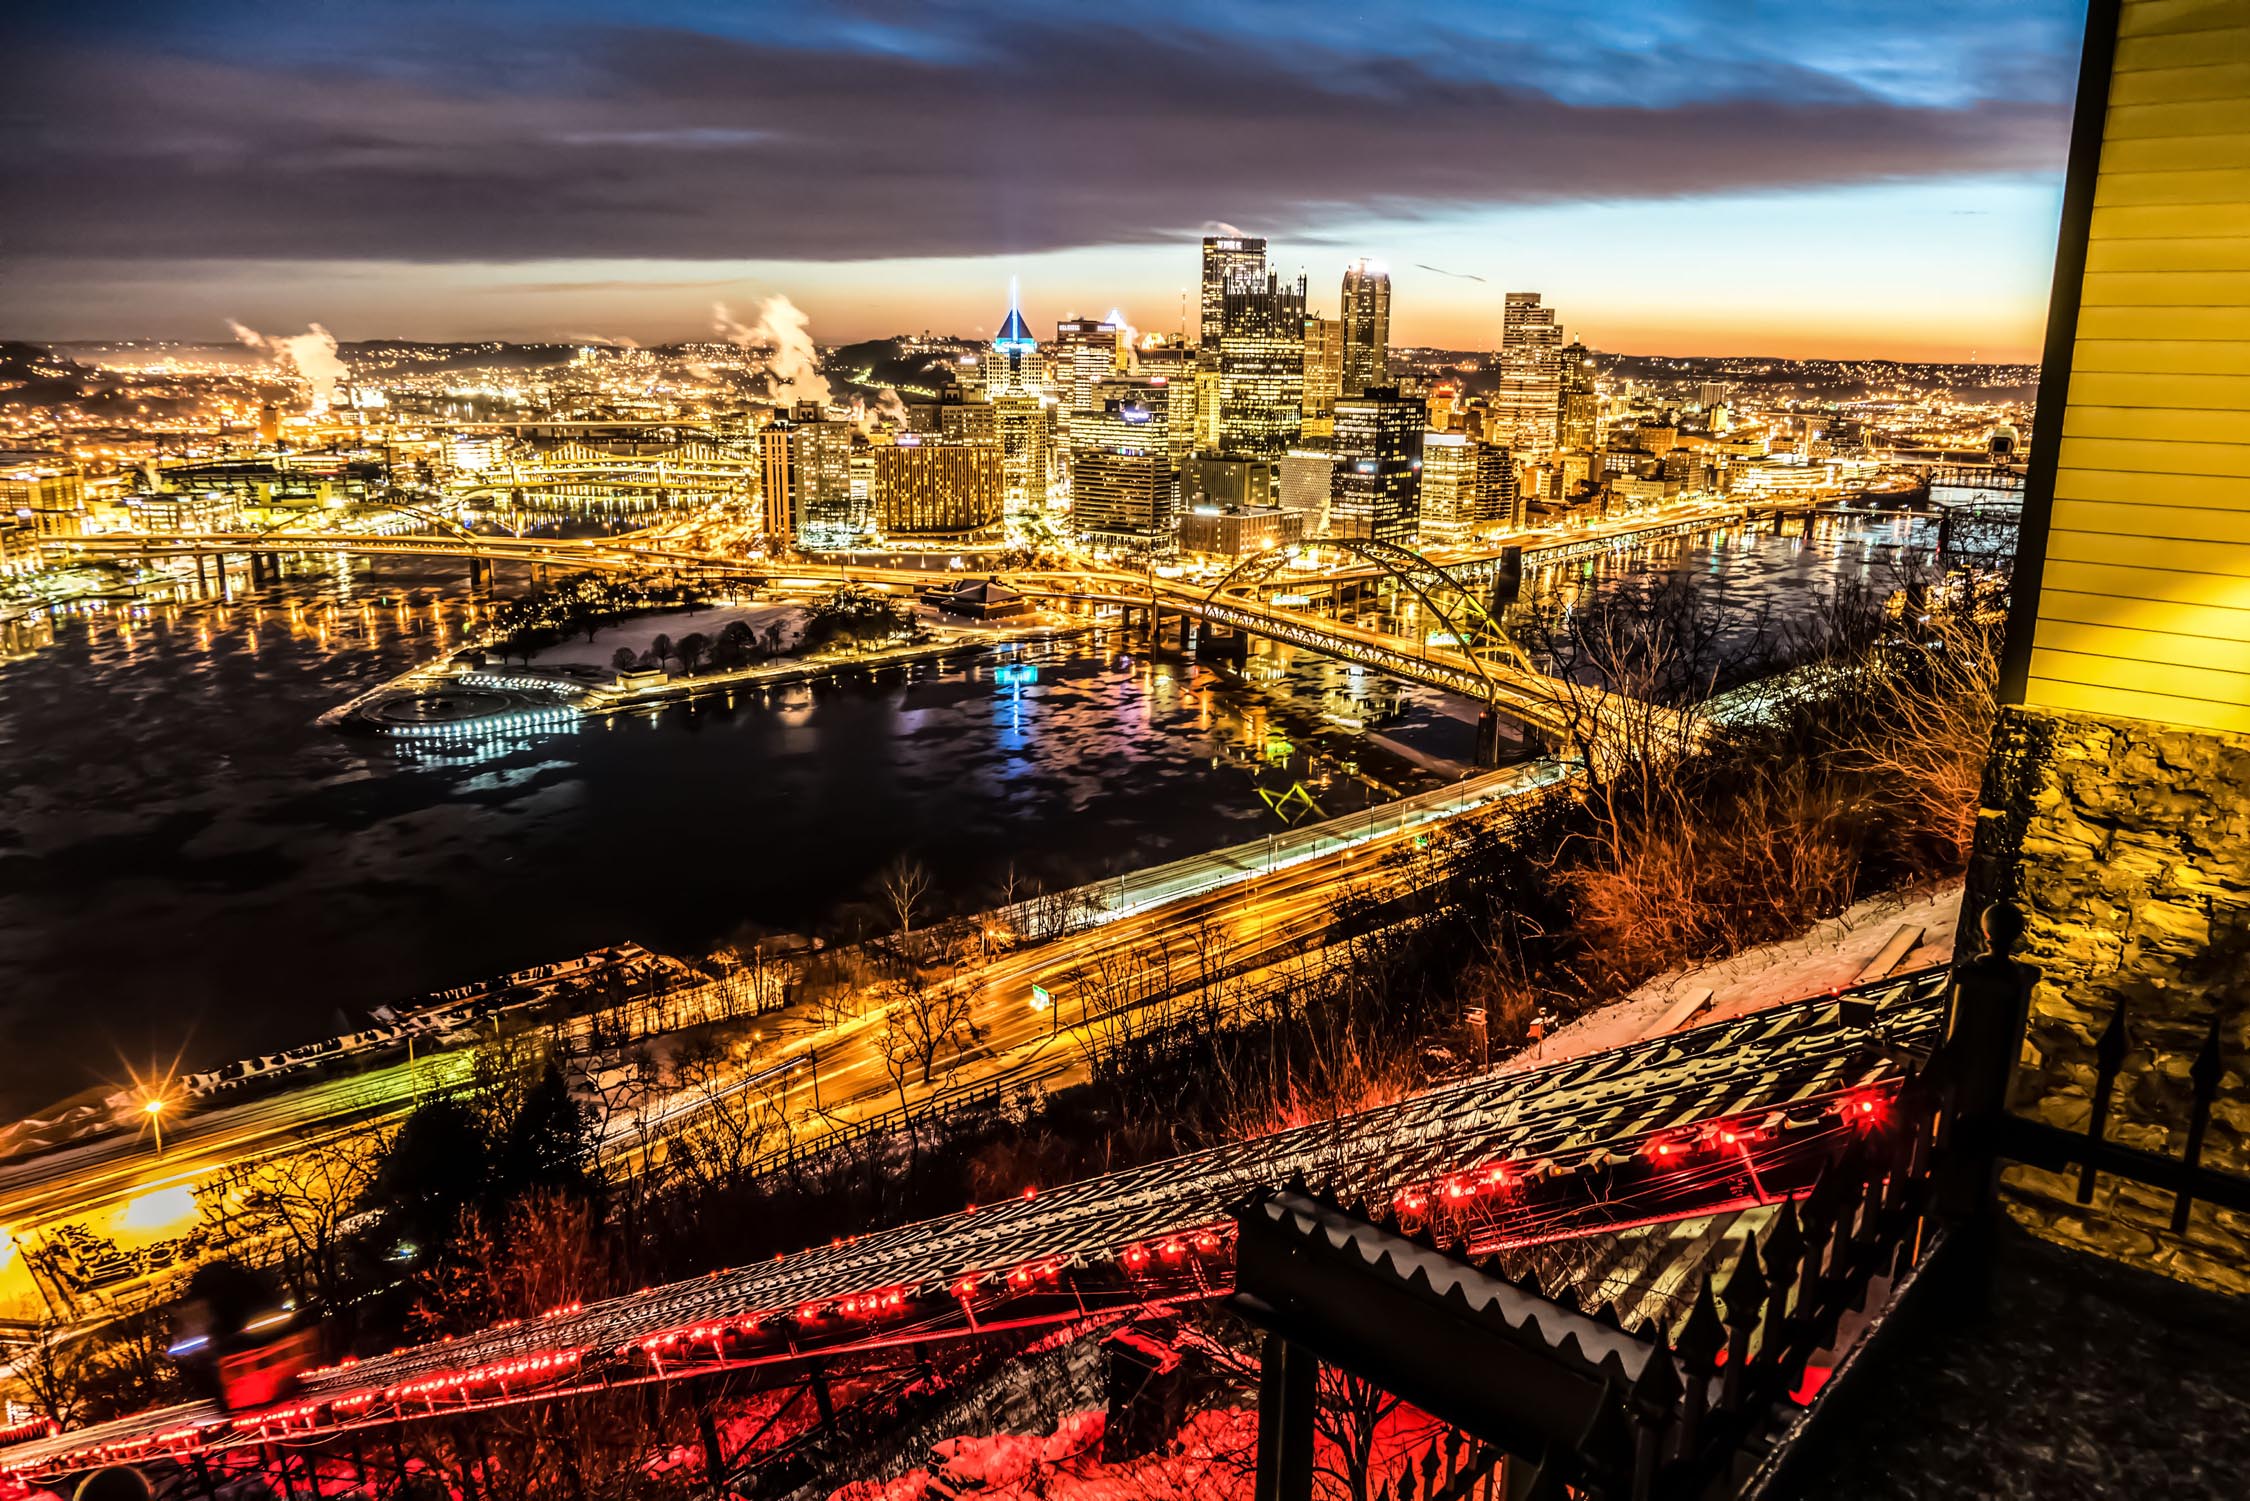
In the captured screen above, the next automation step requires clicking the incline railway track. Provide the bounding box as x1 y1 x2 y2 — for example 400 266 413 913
0 967 1949 1481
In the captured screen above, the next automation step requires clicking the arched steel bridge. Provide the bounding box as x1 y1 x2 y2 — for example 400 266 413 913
66 532 1609 739
1180 535 1564 734
0 969 1948 1484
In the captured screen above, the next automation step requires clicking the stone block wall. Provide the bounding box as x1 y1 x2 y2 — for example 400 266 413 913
1967 705 2250 1297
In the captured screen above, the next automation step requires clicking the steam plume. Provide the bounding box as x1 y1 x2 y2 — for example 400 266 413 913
228 320 348 410
713 296 831 405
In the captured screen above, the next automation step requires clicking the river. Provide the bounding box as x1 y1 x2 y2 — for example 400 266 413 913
0 511 1935 1117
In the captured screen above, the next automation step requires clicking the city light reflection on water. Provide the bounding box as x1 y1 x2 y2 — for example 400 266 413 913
0 514 1934 1115
0 557 1420 1115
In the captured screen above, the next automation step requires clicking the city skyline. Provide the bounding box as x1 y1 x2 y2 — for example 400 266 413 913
4 0 2085 360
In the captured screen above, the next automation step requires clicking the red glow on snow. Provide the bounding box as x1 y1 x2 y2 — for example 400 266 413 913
1793 1363 1834 1404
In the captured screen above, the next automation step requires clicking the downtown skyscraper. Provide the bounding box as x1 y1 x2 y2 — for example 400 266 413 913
1214 272 1308 461
1199 235 1269 349
1559 338 1600 452
1339 259 1391 398
1301 315 1343 436
1330 385 1422 545
1492 292 1563 458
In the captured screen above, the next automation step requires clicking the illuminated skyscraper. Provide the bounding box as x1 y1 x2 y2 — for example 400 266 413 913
1417 432 1476 549
790 419 861 548
1329 386 1422 545
993 394 1055 518
983 280 1042 398
1215 272 1308 461
1055 316 1121 413
1301 315 1343 431
1492 292 1563 458
1069 394 1174 543
1420 432 1520 547
874 437 1004 536
1096 374 1192 474
758 423 795 544
1339 259 1390 397
1559 339 1599 452
1199 236 1267 348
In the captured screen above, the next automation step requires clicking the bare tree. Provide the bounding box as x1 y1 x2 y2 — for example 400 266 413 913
5 1328 93 1427
202 1130 391 1310
1833 580 2004 876
667 1035 790 1190
1316 1366 1444 1501
877 854 934 936
414 1187 611 1339
878 971 983 1086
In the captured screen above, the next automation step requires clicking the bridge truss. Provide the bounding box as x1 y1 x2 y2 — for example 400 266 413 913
1195 535 1568 736
0 969 1949 1482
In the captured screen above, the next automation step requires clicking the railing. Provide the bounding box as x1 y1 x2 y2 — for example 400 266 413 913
1237 903 2229 1501
1992 990 2248 1231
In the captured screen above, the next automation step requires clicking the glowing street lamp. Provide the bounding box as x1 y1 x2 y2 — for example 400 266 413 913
143 1095 168 1157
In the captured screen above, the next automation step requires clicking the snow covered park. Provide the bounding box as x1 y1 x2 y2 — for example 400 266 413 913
527 603 803 670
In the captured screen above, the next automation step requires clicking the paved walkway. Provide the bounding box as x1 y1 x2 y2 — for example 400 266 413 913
1804 1228 2250 1500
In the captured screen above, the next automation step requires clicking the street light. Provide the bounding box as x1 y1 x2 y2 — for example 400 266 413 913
143 1096 168 1157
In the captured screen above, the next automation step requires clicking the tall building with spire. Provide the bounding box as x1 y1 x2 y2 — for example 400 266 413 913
983 280 1042 399
1339 259 1391 398
980 282 1055 518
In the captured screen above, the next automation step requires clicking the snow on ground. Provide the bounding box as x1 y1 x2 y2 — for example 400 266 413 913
527 604 802 668
829 1401 1447 1501
1520 882 1967 1072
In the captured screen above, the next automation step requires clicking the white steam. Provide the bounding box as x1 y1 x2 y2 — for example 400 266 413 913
1202 221 1245 238
713 296 831 406
228 320 348 411
848 388 911 435
1105 307 1141 370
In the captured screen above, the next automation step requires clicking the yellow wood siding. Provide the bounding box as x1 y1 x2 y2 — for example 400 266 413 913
2025 2 2250 731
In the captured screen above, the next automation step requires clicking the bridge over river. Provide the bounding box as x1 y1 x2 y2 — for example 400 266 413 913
68 531 1650 745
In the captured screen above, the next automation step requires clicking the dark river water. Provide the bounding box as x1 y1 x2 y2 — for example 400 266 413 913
0 512 1934 1116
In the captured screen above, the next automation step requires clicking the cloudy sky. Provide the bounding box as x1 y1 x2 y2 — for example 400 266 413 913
1 1 2086 358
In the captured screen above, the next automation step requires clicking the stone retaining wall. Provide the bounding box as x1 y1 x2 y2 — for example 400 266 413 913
1968 705 2250 1297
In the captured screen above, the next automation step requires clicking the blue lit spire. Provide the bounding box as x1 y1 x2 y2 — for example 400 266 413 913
994 276 1036 349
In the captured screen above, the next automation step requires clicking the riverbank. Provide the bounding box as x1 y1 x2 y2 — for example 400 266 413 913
326 599 1092 739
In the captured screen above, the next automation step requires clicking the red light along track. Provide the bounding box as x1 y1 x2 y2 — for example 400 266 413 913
0 969 1948 1480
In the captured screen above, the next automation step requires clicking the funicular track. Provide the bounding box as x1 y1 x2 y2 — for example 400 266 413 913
0 968 1950 1481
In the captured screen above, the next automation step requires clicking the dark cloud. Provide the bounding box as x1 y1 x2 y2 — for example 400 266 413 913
0 13 2069 269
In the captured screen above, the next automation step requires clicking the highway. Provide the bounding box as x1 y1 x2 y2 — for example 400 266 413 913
0 963 1953 1479
0 761 1566 1323
599 760 1572 1173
